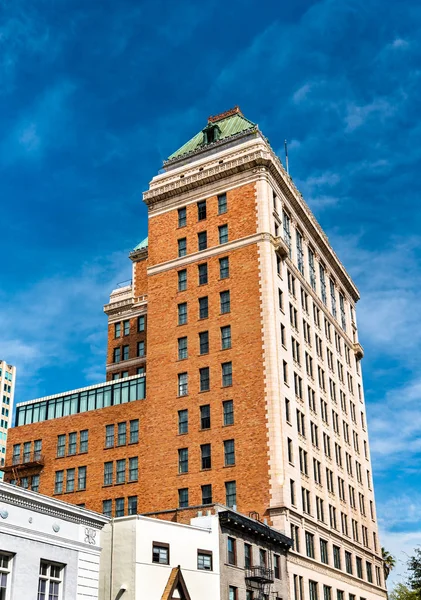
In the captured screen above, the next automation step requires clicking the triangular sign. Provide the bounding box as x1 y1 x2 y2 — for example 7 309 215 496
161 566 192 600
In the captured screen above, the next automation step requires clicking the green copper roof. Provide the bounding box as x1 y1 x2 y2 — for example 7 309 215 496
167 107 257 162
133 236 148 251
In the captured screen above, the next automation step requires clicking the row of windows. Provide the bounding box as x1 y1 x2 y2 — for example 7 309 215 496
178 440 235 473
177 194 227 229
178 362 232 396
103 458 138 485
293 574 378 600
178 224 229 258
105 420 139 447
178 480 236 508
177 325 231 359
177 288 230 325
149 541 213 571
102 496 138 517
226 536 282 577
2 384 11 393
12 439 42 464
56 430 88 457
112 366 145 380
113 341 145 363
10 474 40 492
114 315 145 338
54 467 87 493
177 262 230 291
178 400 234 433
0 555 64 600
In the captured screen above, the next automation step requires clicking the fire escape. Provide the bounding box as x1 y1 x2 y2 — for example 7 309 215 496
2 451 44 485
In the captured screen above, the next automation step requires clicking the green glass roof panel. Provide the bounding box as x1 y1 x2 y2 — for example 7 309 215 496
133 236 148 251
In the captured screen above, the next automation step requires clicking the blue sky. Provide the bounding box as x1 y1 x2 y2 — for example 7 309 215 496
1 0 420 585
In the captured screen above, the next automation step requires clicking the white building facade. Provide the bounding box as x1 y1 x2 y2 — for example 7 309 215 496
0 481 108 599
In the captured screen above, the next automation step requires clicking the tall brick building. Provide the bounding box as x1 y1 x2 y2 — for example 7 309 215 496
6 108 386 599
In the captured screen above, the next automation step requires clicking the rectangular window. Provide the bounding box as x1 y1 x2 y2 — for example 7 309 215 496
320 539 328 564
31 474 40 492
309 581 318 600
117 422 127 446
153 543 169 564
222 362 232 387
128 496 138 515
219 257 229 279
123 320 130 336
129 457 138 482
122 345 129 360
138 315 145 331
178 207 187 227
198 263 208 285
198 231 207 251
333 545 341 569
296 230 304 274
274 554 281 579
229 587 237 600
105 424 114 448
218 193 227 214
282 211 292 257
308 248 316 290
323 586 332 600
54 471 64 494
178 488 188 508
130 419 139 443
224 439 235 466
68 432 77 456
178 337 188 360
78 466 87 491
200 405 211 429
38 561 64 600
201 444 211 469
305 532 315 558
57 435 65 458
202 484 212 505
223 400 234 425
197 200 207 220
178 409 188 434
103 499 112 517
198 550 213 571
23 442 31 463
114 322 121 338
178 237 187 257
137 341 145 357
178 269 187 291
345 551 353 574
104 462 113 486
200 367 210 392
115 498 124 517
244 543 252 568
79 430 88 453
116 459 126 483
199 331 209 355
221 325 231 349
178 448 188 473
178 372 188 396
225 480 236 507
219 224 229 244
12 444 20 464
178 302 187 325
34 439 42 460
220 290 230 313
198 297 209 320
227 537 236 565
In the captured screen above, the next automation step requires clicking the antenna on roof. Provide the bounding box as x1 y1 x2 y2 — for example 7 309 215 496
284 139 289 176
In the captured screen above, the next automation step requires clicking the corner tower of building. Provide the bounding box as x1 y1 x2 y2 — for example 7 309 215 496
0 361 16 475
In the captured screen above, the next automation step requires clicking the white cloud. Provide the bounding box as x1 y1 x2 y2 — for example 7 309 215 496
391 38 410 49
293 83 312 104
379 527 421 589
344 98 396 132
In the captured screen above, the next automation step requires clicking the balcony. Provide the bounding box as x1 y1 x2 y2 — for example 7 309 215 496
353 342 364 360
245 566 274 584
3 453 44 473
274 236 289 259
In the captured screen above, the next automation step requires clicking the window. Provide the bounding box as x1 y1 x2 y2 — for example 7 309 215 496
201 444 211 469
178 302 187 325
198 550 213 570
200 405 210 429
114 322 121 338
138 315 145 331
178 448 188 473
177 238 187 257
222 362 232 387
356 557 363 579
220 257 229 279
128 496 138 515
218 193 227 214
128 457 138 482
282 211 291 256
68 432 77 456
178 410 188 434
130 419 139 443
117 422 126 445
333 545 341 569
274 554 280 578
57 435 65 458
296 230 304 274
178 207 187 227
259 549 267 567
199 367 210 392
197 200 207 220
153 543 169 564
0 553 11 597
178 488 188 508
178 269 187 291
366 561 373 583
122 345 129 360
199 296 209 320
115 497 124 517
323 586 332 600
79 430 88 453
345 551 352 574
305 532 315 558
302 487 311 514
178 337 188 360
103 499 112 517
116 459 126 483
137 341 145 357
225 480 236 507
223 400 234 425
78 466 87 491
220 290 230 313
309 581 318 600
54 471 64 494
198 263 208 285
229 587 238 600
198 231 207 251
31 474 40 492
219 224 229 244
221 325 231 349
244 544 252 568
38 561 64 600
287 438 294 463
290 479 296 505
320 539 328 564
202 484 212 505
178 372 188 396
199 331 209 355
104 462 113 486
227 537 236 565
224 439 235 466
33 439 42 460
291 524 300 551
105 424 114 448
